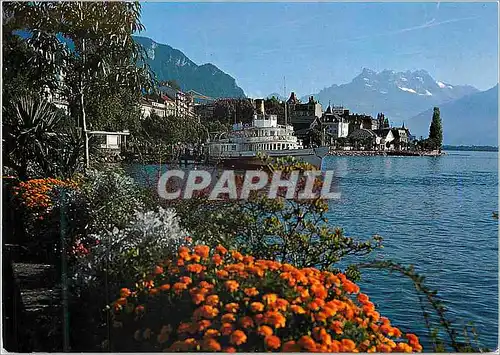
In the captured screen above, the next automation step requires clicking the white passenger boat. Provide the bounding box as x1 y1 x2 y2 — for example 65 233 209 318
207 101 328 168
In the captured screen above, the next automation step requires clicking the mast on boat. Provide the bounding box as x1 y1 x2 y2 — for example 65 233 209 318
283 76 287 126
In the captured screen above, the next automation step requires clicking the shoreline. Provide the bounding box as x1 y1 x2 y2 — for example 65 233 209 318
327 150 444 157
118 149 445 166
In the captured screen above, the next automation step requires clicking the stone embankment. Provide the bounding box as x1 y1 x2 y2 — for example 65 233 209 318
327 150 444 157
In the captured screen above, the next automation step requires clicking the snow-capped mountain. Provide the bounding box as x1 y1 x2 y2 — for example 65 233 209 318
303 68 479 124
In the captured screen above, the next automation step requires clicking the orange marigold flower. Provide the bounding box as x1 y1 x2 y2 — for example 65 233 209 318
298 335 317 352
205 295 220 306
380 323 392 335
242 255 255 264
143 280 155 289
149 288 159 296
119 288 131 298
282 340 301 352
396 342 413 353
310 283 328 299
212 254 223 266
223 346 236 353
264 311 286 328
230 330 247 345
231 251 244 261
330 320 343 335
216 244 228 255
154 265 164 275
202 338 222 352
220 322 234 336
406 333 418 343
194 245 210 258
299 288 310 299
178 247 191 261
392 327 402 338
308 298 325 311
377 343 392 353
239 316 254 329
265 335 281 350
199 281 214 289
257 325 273 337
341 338 356 352
225 280 239 292
357 292 370 304
191 293 205 305
275 298 289 311
342 279 360 294
221 313 236 323
173 282 188 294
244 287 259 297
262 293 278 306
413 343 423 352
199 305 219 319
224 303 239 313
197 320 212 332
179 276 192 285
187 263 204 274
290 305 306 314
204 329 221 338
159 283 171 291
217 270 229 278
250 302 265 312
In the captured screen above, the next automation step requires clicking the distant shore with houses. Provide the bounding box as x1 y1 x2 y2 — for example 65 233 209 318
46 81 446 164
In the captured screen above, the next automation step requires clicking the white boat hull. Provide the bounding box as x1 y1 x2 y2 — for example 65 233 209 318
209 147 328 169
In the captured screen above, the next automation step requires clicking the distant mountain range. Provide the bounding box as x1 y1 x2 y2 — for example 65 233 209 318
134 36 246 99
303 68 479 124
407 84 498 146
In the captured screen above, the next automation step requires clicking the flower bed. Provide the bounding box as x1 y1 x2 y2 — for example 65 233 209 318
111 245 422 352
14 177 80 215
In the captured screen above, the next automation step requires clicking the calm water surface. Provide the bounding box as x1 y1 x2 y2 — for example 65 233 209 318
128 150 498 350
322 151 498 350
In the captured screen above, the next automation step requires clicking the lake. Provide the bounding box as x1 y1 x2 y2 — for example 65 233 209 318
127 150 498 350
322 150 498 350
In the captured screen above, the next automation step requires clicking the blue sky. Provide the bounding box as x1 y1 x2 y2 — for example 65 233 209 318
140 2 498 97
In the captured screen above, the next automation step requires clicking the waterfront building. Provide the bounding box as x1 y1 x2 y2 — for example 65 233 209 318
158 84 196 119
374 128 396 150
391 125 409 150
140 97 170 118
287 93 323 134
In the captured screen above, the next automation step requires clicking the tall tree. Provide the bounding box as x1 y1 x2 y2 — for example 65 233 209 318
213 98 254 124
264 96 285 123
429 107 443 149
